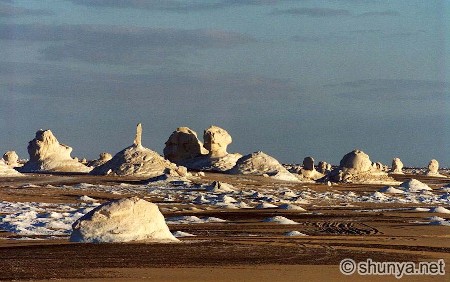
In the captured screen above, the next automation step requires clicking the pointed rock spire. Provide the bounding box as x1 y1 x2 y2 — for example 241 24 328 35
134 123 142 147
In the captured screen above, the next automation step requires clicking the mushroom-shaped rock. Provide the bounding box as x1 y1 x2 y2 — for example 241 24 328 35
203 125 232 158
163 127 207 162
20 129 91 173
163 125 241 172
91 124 180 177
340 150 372 172
70 197 178 243
87 152 113 167
391 158 404 174
229 151 299 182
2 151 19 167
0 159 22 176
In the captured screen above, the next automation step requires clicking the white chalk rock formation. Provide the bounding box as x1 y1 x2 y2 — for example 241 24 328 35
20 129 91 173
163 125 241 172
390 158 404 174
203 125 232 158
2 151 19 167
70 197 178 243
87 152 113 167
299 157 324 180
229 151 299 182
0 159 22 176
164 127 208 162
317 161 331 174
327 149 395 183
426 159 445 177
91 124 180 177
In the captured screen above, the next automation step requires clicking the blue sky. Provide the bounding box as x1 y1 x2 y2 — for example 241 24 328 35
1 0 449 167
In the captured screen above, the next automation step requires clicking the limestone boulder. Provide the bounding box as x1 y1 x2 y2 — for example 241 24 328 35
20 129 91 173
70 197 178 243
340 150 372 173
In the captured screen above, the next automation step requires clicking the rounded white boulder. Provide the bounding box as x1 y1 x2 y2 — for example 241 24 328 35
70 197 178 243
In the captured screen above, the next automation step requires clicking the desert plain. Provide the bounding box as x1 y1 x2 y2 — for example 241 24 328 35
0 171 449 281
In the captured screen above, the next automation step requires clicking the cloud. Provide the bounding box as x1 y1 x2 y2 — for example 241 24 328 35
0 62 299 102
0 24 255 65
270 7 351 17
67 0 281 12
0 3 53 17
357 10 400 17
325 79 449 100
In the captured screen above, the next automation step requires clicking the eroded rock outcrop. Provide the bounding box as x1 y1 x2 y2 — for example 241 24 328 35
2 151 19 167
91 124 181 177
0 159 22 176
229 151 299 182
164 127 207 162
20 130 91 173
203 125 232 158
163 125 241 172
426 159 445 177
326 149 395 183
299 157 324 180
390 158 404 174
317 161 332 174
87 152 113 167
70 197 178 243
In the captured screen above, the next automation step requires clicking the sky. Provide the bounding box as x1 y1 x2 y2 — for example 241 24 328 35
0 0 449 167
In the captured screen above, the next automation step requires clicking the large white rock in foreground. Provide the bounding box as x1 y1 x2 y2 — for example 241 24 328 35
70 197 178 243
91 124 181 177
2 151 20 167
20 129 91 173
229 151 299 182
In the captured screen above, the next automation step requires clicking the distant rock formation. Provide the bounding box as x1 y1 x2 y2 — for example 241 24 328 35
229 151 299 182
299 157 324 180
426 159 445 177
0 159 22 176
390 158 404 174
91 123 181 177
70 197 178 243
326 149 395 183
203 125 232 158
87 152 113 167
317 161 331 174
20 129 91 173
163 125 241 172
2 151 19 167
164 127 207 162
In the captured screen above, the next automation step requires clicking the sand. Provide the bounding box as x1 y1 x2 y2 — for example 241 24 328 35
0 173 449 281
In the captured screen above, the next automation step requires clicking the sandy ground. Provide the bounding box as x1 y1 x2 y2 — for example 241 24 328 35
0 173 449 281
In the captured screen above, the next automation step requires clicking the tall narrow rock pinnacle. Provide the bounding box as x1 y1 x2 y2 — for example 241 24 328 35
134 123 142 147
